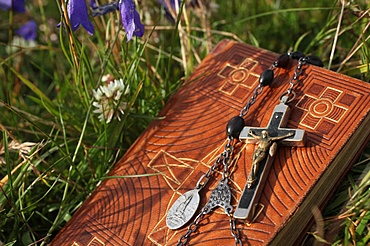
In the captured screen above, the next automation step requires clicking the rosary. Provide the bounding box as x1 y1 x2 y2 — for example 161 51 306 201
165 51 323 245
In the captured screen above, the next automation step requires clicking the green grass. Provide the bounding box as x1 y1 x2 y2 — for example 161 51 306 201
0 0 369 245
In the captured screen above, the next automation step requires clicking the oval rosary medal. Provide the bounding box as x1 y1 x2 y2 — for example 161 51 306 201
166 189 200 230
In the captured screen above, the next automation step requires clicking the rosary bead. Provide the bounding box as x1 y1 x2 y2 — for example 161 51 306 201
259 69 274 86
274 53 290 68
226 116 245 139
290 51 305 60
306 55 324 67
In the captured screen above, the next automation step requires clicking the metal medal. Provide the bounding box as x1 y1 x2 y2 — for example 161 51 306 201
166 189 200 230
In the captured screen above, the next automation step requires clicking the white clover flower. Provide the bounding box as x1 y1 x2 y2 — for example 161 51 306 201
6 36 37 55
92 78 130 123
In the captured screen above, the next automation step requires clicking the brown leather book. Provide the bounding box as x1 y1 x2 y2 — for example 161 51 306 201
51 40 370 245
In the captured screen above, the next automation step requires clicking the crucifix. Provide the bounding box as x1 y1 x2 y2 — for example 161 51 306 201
171 53 320 245
233 96 306 220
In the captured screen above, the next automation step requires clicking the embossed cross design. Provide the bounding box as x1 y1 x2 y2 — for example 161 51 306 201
217 57 260 98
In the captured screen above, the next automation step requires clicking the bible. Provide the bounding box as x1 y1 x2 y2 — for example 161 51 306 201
51 40 370 245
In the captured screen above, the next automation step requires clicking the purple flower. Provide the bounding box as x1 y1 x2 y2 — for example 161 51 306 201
118 0 144 41
62 0 144 40
0 0 26 13
67 0 94 35
16 20 37 40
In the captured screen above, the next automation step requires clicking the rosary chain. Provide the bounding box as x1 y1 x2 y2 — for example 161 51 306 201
177 211 206 246
221 139 243 245
195 154 223 190
278 56 309 103
239 83 264 117
177 55 286 244
229 215 242 245
222 138 233 179
195 137 233 190
177 137 243 245
239 63 278 117
195 136 233 190
287 57 308 95
174 51 322 245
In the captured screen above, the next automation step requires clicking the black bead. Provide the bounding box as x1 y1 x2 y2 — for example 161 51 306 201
226 116 245 139
273 53 290 68
306 55 324 67
259 69 274 86
290 51 305 60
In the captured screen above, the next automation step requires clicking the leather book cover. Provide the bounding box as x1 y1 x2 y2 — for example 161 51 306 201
51 40 370 245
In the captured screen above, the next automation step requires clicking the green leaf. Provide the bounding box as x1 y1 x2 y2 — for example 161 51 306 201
3 61 58 117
